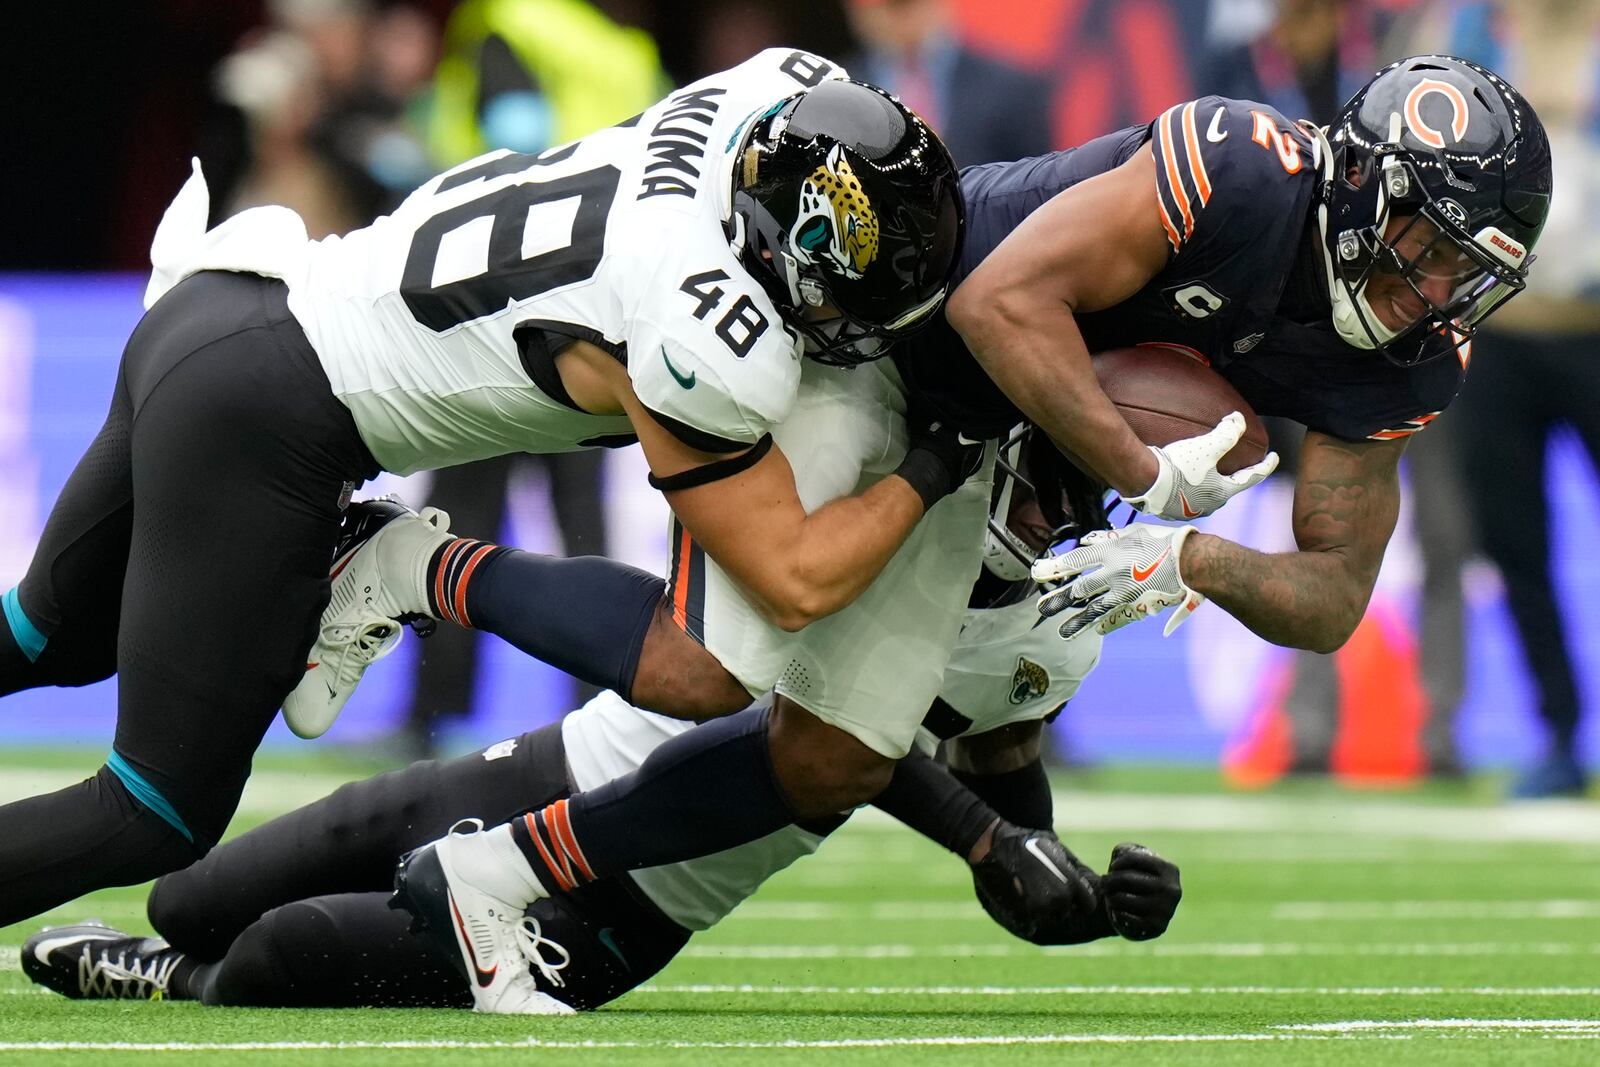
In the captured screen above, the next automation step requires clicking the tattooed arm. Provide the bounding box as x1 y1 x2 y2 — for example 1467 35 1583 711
1177 432 1406 653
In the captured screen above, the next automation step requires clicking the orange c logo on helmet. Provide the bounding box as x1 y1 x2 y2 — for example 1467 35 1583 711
1403 78 1471 149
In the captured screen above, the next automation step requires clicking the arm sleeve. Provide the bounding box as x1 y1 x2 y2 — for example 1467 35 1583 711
872 750 1001 859
950 759 1052 832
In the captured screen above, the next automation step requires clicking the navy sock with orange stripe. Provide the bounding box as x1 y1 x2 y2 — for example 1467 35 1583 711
426 544 664 699
510 706 795 891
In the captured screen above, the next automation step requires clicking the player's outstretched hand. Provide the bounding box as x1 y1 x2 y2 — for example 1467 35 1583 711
1124 411 1278 521
1034 524 1204 640
971 825 1112 945
1100 842 1182 941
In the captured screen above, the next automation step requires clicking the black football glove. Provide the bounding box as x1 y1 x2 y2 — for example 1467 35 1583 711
971 825 1111 945
895 404 987 510
1099 842 1182 941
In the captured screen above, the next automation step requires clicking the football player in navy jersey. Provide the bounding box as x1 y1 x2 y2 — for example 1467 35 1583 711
229 56 1549 1015
931 55 1550 646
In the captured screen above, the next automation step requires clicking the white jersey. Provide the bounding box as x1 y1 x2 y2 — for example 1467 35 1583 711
560 598 1102 932
143 49 851 475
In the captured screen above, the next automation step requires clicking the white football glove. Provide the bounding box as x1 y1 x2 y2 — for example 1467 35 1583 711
1034 524 1204 640
1123 412 1278 521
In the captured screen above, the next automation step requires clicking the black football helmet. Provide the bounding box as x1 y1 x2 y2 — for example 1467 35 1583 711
1312 55 1552 366
729 79 964 366
983 425 1110 582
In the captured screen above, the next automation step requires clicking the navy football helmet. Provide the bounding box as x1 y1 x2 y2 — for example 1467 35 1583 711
1311 55 1552 365
729 79 964 366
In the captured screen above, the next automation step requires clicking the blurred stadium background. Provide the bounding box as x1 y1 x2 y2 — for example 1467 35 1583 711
4 1 1600 1061
1 0 1595 788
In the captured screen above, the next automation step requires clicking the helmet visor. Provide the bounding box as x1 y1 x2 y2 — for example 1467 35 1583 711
1359 205 1528 365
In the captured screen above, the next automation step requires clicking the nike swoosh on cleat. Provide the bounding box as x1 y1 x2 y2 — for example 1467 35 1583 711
661 346 696 389
1023 837 1071 885
305 662 319 671
1131 547 1171 583
1206 105 1228 143
451 897 497 987
33 932 117 966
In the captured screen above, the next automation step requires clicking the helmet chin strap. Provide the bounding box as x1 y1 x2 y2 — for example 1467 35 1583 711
1308 117 1405 350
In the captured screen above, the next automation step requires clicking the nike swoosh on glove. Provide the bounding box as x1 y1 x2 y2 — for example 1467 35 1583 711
895 404 989 510
1100 842 1182 941
1034 524 1203 640
971 825 1111 945
1123 411 1278 521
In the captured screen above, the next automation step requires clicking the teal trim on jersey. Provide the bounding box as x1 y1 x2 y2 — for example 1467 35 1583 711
2 587 45 662
597 927 630 970
106 750 194 843
661 346 696 389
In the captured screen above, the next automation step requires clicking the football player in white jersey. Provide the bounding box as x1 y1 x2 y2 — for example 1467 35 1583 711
0 50 969 928
20 445 1181 1010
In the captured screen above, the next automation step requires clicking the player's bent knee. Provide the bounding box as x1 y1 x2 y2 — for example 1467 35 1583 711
630 604 750 719
768 696 894 818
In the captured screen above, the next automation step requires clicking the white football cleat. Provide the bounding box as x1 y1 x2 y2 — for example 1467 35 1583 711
392 820 573 1016
283 498 452 739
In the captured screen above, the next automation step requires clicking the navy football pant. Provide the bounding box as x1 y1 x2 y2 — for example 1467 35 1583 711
0 272 378 925
148 724 688 1009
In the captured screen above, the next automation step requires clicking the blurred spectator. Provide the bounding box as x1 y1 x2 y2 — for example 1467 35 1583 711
1197 0 1386 121
1046 0 1204 149
209 0 436 238
1418 0 1597 798
843 0 1052 165
401 0 665 760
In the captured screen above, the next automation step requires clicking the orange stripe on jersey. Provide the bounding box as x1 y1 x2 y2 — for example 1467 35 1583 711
452 544 495 629
1156 106 1195 239
1156 201 1182 253
1180 101 1212 205
671 525 692 632
1368 430 1411 440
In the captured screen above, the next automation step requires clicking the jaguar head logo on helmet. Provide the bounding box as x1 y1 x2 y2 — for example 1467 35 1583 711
1307 55 1553 366
728 79 964 366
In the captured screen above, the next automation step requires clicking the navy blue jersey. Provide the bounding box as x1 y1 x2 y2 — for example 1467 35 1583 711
895 96 1467 443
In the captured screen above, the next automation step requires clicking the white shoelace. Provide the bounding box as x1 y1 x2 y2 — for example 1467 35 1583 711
78 945 180 1000
514 916 572 989
318 614 402 686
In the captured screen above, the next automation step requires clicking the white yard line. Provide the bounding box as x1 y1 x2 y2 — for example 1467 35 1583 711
0 767 1595 843
635 984 1600 998
681 941 1600 959
1282 1019 1600 1034
0 1033 1388 1053
1274 900 1600 920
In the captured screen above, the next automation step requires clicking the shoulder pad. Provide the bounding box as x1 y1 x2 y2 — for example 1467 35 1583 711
629 268 801 447
1152 97 1312 258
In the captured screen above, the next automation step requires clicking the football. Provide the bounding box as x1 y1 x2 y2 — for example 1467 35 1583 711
1091 344 1271 475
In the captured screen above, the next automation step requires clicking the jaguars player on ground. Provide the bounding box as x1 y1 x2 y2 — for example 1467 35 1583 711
923 56 1550 643
0 49 967 928
22 438 1181 1011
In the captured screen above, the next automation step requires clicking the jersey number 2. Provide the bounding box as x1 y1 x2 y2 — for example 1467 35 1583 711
401 158 620 332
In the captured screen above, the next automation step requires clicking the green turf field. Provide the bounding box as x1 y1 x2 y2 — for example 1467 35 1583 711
3 752 1598 1065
